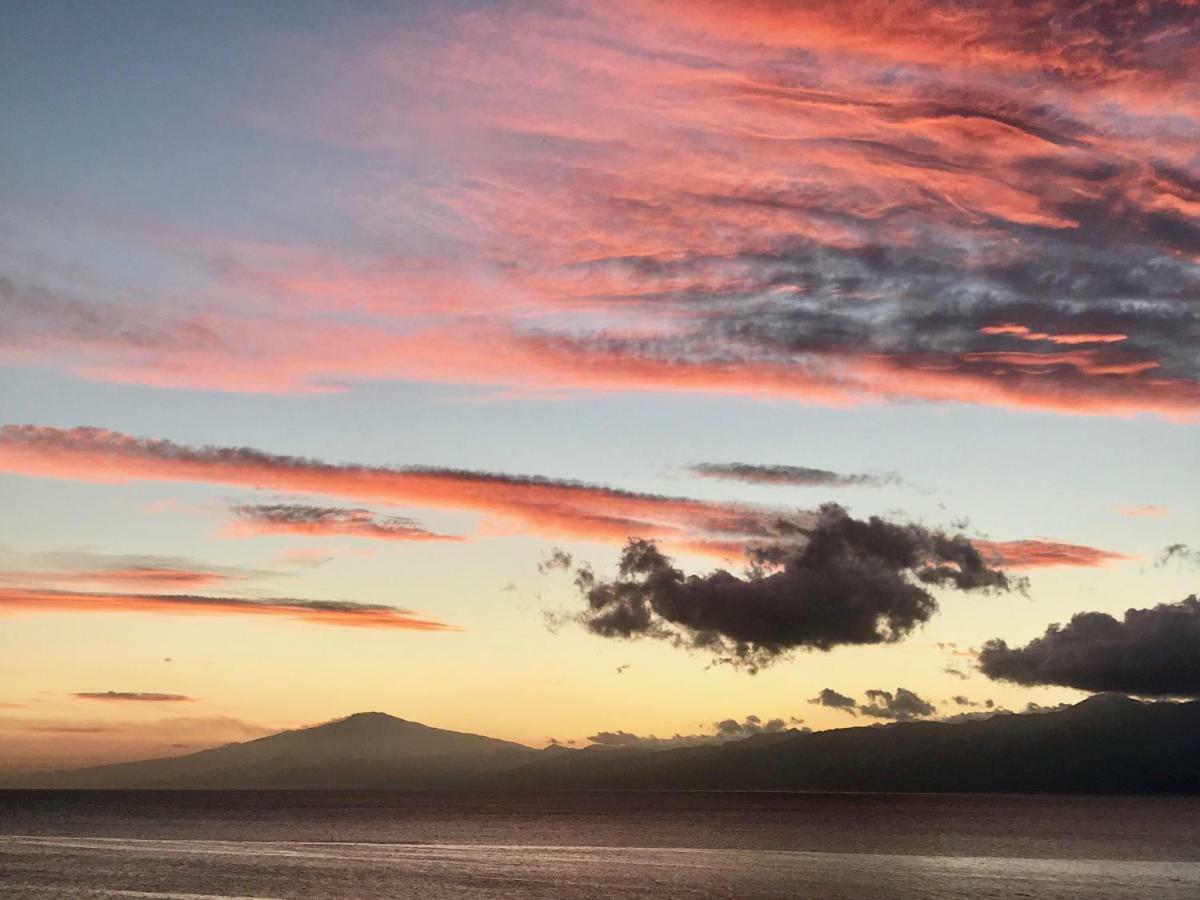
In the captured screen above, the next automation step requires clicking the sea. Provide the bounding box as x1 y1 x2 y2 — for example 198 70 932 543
1 791 1198 898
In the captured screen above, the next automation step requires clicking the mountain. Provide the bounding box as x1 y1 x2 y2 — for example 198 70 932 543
19 696 1200 792
27 712 537 789
495 695 1200 793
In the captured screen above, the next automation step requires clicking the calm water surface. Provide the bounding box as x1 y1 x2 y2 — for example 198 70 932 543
1 791 1198 898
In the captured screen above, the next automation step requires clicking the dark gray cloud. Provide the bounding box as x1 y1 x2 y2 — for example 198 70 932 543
859 687 937 721
1023 701 1073 714
951 696 993 709
936 696 1003 724
231 503 459 542
1158 543 1200 567
587 714 799 749
538 548 574 574
809 688 858 713
950 695 993 709
690 463 898 488
564 504 1017 671
942 666 969 680
6 1 1200 420
978 596 1200 696
538 216 1200 416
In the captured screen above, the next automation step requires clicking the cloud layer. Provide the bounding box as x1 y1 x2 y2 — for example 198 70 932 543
973 539 1135 569
979 596 1200 696
4 1 1199 418
0 548 263 590
0 426 1125 569
72 692 193 703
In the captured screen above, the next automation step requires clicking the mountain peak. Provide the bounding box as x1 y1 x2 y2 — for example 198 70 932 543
1072 693 1143 713
336 711 408 724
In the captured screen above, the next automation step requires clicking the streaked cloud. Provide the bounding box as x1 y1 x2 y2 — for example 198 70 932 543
0 548 265 590
1118 505 1169 517
228 503 463 543
0 424 773 551
0 426 1129 569
973 539 1134 569
0 586 455 631
690 463 898 488
71 692 193 703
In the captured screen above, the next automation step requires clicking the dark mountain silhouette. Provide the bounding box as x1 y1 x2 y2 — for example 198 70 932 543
25 712 537 789
498 695 1200 794
18 696 1200 792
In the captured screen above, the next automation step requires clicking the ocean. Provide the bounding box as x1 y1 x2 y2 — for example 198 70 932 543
1 791 1198 898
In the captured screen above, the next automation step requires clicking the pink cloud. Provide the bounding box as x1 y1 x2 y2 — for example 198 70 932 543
1118 505 1169 517
2 1 1196 419
974 539 1136 569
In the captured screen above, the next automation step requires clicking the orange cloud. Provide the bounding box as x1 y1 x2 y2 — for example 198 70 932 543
974 539 1135 569
72 692 193 702
0 425 762 547
0 424 1134 575
979 324 1128 345
1119 505 1169 517
0 586 455 631
23 568 241 589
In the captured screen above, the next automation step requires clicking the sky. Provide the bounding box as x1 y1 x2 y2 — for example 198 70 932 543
1 0 1197 774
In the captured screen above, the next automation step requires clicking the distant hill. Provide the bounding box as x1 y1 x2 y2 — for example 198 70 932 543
26 712 537 789
496 695 1200 794
18 696 1200 792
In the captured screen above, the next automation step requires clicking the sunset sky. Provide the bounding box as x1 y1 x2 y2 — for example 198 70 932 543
1 0 1197 774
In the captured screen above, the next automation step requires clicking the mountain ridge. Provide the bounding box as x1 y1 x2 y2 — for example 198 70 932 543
12 696 1200 793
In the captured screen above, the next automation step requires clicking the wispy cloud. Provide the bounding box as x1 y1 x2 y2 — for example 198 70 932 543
690 463 898 488
0 548 263 590
227 503 463 542
0 425 768 550
973 539 1135 569
71 692 193 703
0 586 455 631
1119 505 1169 517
